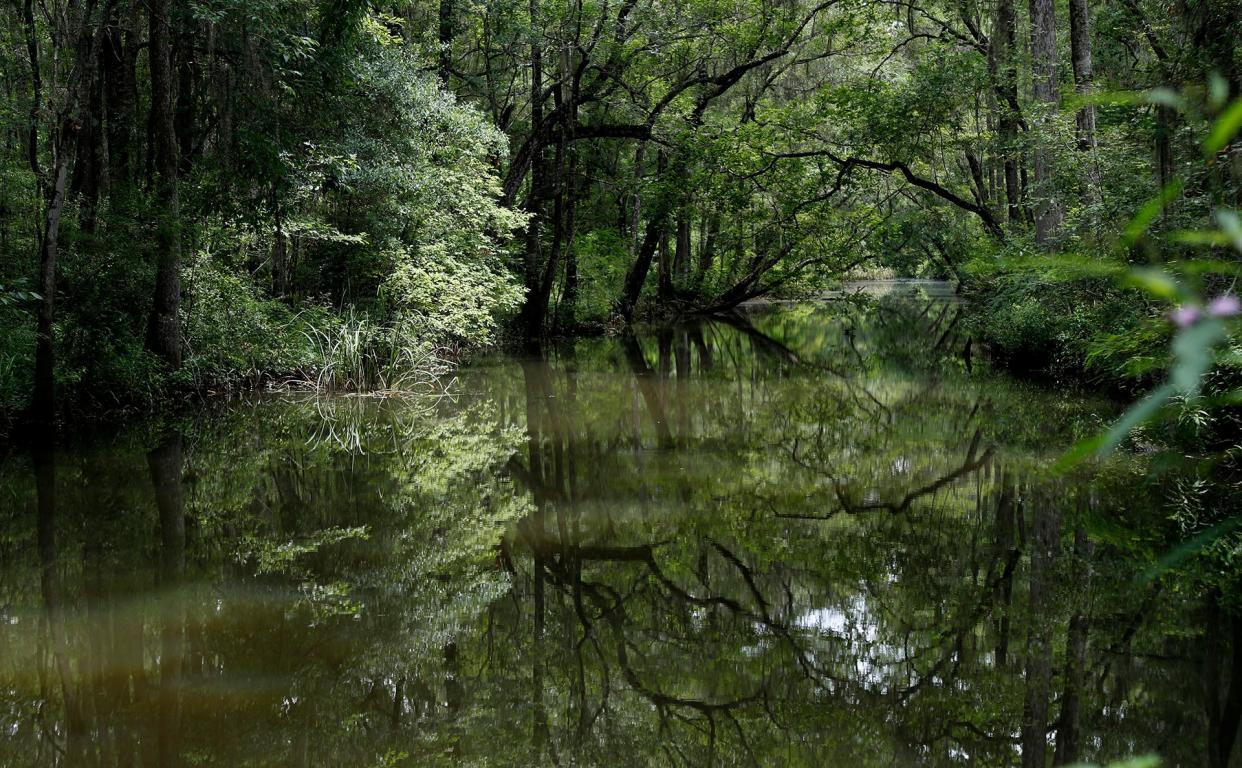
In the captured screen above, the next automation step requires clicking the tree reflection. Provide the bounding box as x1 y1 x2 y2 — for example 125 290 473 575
0 291 1234 766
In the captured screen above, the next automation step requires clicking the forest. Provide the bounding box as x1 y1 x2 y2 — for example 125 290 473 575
2 0 1242 765
0 0 1236 418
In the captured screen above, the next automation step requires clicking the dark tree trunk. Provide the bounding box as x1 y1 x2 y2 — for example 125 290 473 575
33 156 71 425
674 202 691 285
694 212 719 293
149 432 185 768
103 2 139 186
618 216 665 321
174 29 198 173
1022 494 1061 768
629 143 645 256
23 0 79 426
1068 0 1101 216
1054 522 1094 765
73 40 106 230
1203 591 1242 768
438 0 454 84
519 0 546 335
1156 105 1176 214
658 224 672 301
554 163 581 334
1029 0 1062 245
35 442 87 760
656 154 672 303
994 0 1022 226
966 150 990 210
146 0 183 369
1068 0 1096 150
272 191 290 296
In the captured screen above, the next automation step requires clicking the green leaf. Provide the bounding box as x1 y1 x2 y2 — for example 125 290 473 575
1098 382 1174 455
1052 432 1106 473
1205 97 1242 157
1122 180 1184 247
1170 318 1225 394
1146 88 1182 108
1122 268 1185 303
1144 515 1242 581
1209 73 1231 109
1169 230 1232 247
1216 209 1242 254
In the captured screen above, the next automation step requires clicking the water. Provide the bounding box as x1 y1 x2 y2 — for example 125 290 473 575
0 284 1222 766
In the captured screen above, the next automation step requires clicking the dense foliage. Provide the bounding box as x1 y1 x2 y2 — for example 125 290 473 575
1 0 1242 762
1 0 1239 419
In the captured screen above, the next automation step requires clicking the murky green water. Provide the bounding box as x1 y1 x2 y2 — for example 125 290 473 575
0 284 1223 766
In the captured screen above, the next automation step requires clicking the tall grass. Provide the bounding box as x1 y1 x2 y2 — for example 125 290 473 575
303 308 449 394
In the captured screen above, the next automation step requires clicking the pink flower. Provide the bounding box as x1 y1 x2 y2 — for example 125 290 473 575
1171 305 1202 328
1207 294 1241 318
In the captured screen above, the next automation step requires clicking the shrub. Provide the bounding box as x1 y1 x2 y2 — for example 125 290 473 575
181 252 319 391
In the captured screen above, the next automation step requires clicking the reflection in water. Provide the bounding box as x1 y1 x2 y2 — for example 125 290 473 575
0 287 1231 766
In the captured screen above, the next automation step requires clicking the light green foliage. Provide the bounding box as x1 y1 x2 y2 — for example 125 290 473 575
335 46 526 345
181 251 321 389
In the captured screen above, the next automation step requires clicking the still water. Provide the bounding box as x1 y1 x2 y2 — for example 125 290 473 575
0 284 1225 766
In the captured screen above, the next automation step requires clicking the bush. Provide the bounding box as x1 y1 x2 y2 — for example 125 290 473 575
181 252 319 391
963 263 1159 389
0 303 35 415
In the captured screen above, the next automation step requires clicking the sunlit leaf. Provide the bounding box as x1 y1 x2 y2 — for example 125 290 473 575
1169 230 1231 247
1122 268 1184 303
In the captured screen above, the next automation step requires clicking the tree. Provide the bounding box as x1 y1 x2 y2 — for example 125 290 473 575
145 0 181 370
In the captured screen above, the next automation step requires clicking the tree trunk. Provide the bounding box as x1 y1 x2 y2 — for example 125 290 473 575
33 156 71 425
656 154 672 303
618 216 665 321
174 28 198 172
103 1 140 186
674 202 691 286
438 0 454 84
1156 105 1176 216
1068 0 1102 217
146 0 183 369
149 433 185 768
630 144 645 256
1029 0 1062 245
519 0 545 335
657 224 672 301
554 163 581 334
994 0 1023 226
696 213 719 289
23 0 77 425
72 41 106 231
1054 522 1094 765
1022 492 1061 768
272 192 290 296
